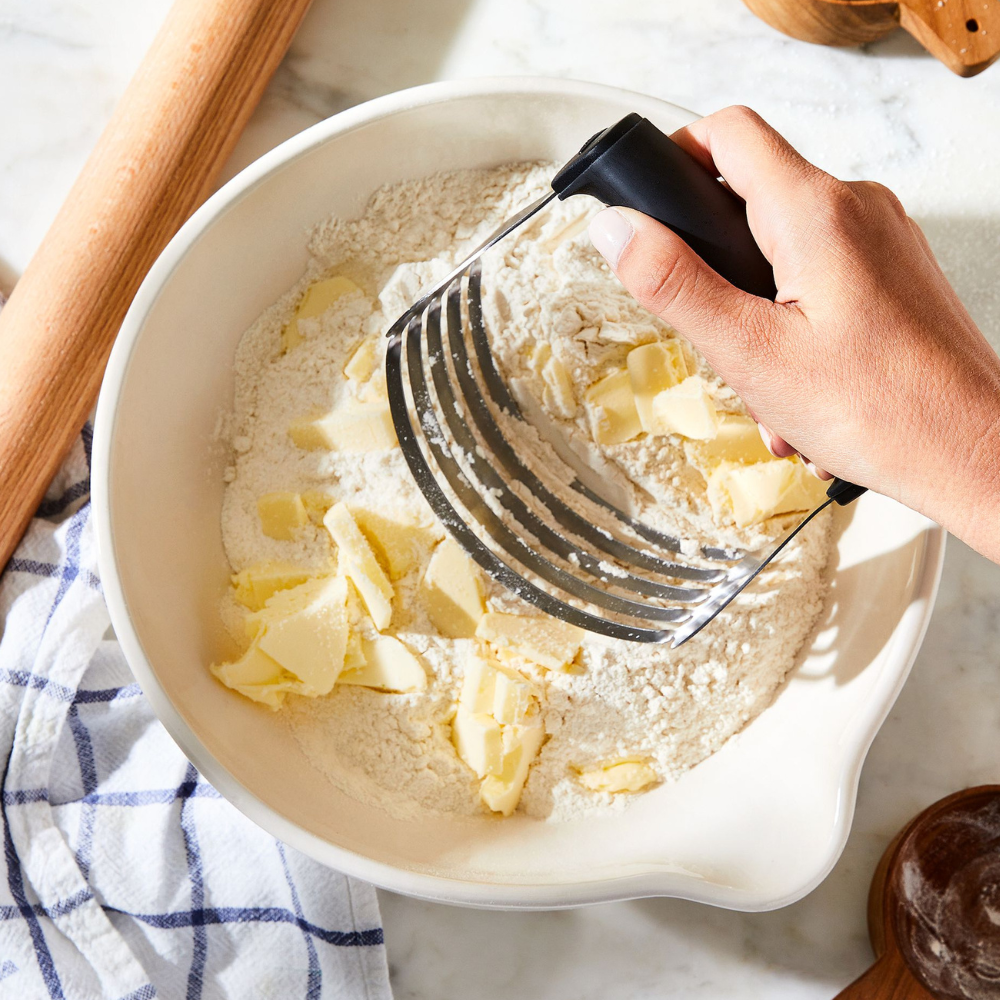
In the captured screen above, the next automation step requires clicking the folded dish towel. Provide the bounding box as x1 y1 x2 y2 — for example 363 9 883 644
0 422 392 1000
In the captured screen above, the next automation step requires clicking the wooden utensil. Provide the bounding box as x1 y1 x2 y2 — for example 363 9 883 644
744 0 1000 76
834 785 1000 998
0 0 314 570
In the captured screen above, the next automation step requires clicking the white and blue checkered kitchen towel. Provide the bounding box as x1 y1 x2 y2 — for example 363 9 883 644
0 419 392 1000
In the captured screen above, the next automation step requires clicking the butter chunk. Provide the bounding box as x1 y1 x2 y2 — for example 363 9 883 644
254 575 349 695
343 630 366 672
459 647 497 714
648 375 719 440
324 503 394 630
480 721 545 817
352 508 440 581
289 403 397 454
627 341 688 432
476 612 583 671
257 492 308 541
283 276 361 352
421 538 484 638
684 414 773 474
541 355 577 419
231 562 312 611
211 643 289 708
338 635 427 693
492 666 534 726
708 458 827 527
301 490 335 524
584 369 642 445
344 335 379 383
578 760 658 794
452 708 503 778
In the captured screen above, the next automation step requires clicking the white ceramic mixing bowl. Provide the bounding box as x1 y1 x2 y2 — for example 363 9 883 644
93 77 945 910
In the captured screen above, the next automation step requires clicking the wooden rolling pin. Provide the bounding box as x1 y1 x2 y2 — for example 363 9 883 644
0 0 314 569
744 0 1000 76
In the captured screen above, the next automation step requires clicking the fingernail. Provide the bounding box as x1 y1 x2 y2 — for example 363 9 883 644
589 208 634 269
757 422 788 459
805 461 834 481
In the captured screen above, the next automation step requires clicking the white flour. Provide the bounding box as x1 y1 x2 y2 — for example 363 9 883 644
221 163 833 822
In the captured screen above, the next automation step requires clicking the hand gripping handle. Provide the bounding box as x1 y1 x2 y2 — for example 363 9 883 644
552 114 866 507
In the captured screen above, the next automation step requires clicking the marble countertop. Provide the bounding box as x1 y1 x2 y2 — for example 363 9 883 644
3 1 1000 995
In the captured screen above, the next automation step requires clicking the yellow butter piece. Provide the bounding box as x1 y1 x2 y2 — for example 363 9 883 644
283 276 361 352
541 355 577 419
527 341 552 375
252 575 349 695
338 634 426 692
257 492 308 541
492 665 534 726
231 562 313 611
210 644 305 710
288 403 397 453
421 538 484 638
343 630 366 672
476 612 583 671
300 490 335 524
648 375 720 440
359 369 388 402
324 503 394 630
627 341 688 433
584 369 642 445
708 458 827 527
344 335 380 383
459 646 497 714
352 508 440 581
479 721 545 816
578 760 658 794
684 414 774 474
452 708 503 778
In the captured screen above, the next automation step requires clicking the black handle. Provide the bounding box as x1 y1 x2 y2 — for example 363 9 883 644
551 113 777 299
552 113 867 508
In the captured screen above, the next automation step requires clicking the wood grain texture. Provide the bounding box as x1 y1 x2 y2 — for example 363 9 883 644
745 0 1000 75
0 0 314 570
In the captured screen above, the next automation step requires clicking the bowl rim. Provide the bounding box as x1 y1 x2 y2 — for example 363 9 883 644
93 75 948 911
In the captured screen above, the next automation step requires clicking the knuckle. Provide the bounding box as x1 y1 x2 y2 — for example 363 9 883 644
630 248 695 315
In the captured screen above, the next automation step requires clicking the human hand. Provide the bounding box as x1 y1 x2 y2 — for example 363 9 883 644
588 106 1000 562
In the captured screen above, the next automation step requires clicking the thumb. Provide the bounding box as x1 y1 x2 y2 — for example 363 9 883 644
588 206 785 372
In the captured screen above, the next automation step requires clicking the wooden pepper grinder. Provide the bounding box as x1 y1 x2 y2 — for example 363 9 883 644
744 0 1000 76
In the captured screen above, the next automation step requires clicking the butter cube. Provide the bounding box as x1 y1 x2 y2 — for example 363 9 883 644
541 355 577 419
324 503 394 630
584 369 642 445
684 414 773 474
257 492 308 540
211 642 284 688
231 562 312 611
476 612 584 671
527 341 552 375
627 341 688 433
283 276 362 352
452 708 503 778
578 760 658 794
649 375 719 440
479 721 545 817
288 403 397 453
352 508 440 580
344 335 379 383
421 538 485 638
343 630 366 672
492 666 534 726
459 647 497 714
338 635 427 693
253 575 349 695
708 458 827 527
301 490 335 524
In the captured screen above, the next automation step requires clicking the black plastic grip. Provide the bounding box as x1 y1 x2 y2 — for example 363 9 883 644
551 113 777 300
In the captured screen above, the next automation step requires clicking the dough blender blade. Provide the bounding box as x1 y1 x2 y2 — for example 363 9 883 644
384 114 865 646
